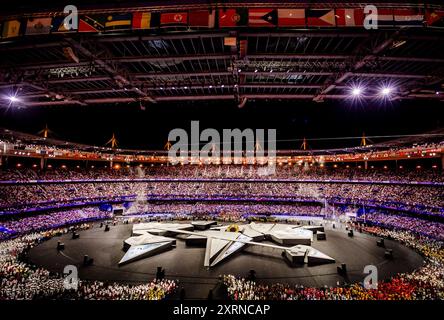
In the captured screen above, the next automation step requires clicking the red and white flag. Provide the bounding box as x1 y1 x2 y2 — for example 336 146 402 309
278 9 305 27
335 9 364 27
248 8 278 27
160 12 188 26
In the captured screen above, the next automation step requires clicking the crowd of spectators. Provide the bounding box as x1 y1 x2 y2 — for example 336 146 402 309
0 208 112 240
223 225 444 300
0 228 177 300
358 212 444 241
1 165 443 182
0 233 66 299
1 179 442 217
1 128 443 300
74 280 177 300
0 182 138 211
0 202 443 300
125 202 325 218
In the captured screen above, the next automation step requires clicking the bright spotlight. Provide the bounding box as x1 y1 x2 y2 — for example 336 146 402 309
381 87 391 95
8 96 19 103
351 87 362 96
381 83 396 95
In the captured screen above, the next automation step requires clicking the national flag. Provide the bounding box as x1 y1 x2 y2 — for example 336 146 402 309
277 9 305 27
306 9 336 27
189 10 215 28
393 9 424 27
104 13 132 31
425 10 444 27
160 12 188 26
26 17 52 35
248 8 277 27
51 16 76 33
79 15 105 32
132 12 159 29
1 20 21 38
219 9 248 27
374 8 394 27
335 9 364 27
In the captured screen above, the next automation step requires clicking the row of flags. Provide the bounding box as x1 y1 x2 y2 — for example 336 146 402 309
2 8 444 39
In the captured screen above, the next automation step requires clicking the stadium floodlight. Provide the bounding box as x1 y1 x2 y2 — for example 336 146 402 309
8 95 19 103
378 84 397 98
351 87 362 97
381 87 392 96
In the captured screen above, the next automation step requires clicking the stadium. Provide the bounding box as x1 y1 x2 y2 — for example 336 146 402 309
0 0 444 303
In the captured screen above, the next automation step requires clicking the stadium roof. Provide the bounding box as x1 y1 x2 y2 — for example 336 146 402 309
1 127 443 158
0 1 444 108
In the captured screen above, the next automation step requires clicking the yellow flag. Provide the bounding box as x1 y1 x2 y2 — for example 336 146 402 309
2 20 21 38
132 12 152 29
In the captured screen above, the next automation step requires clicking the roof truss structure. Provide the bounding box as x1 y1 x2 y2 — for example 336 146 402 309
1 28 444 107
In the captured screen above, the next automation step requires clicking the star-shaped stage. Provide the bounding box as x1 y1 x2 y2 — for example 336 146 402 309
119 222 335 267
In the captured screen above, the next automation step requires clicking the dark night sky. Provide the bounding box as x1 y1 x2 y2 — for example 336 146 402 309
0 99 443 150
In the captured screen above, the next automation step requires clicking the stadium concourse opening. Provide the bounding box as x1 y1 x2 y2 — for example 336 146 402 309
0 0 444 306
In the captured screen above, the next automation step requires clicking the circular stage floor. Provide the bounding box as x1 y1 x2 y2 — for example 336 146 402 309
29 222 425 299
